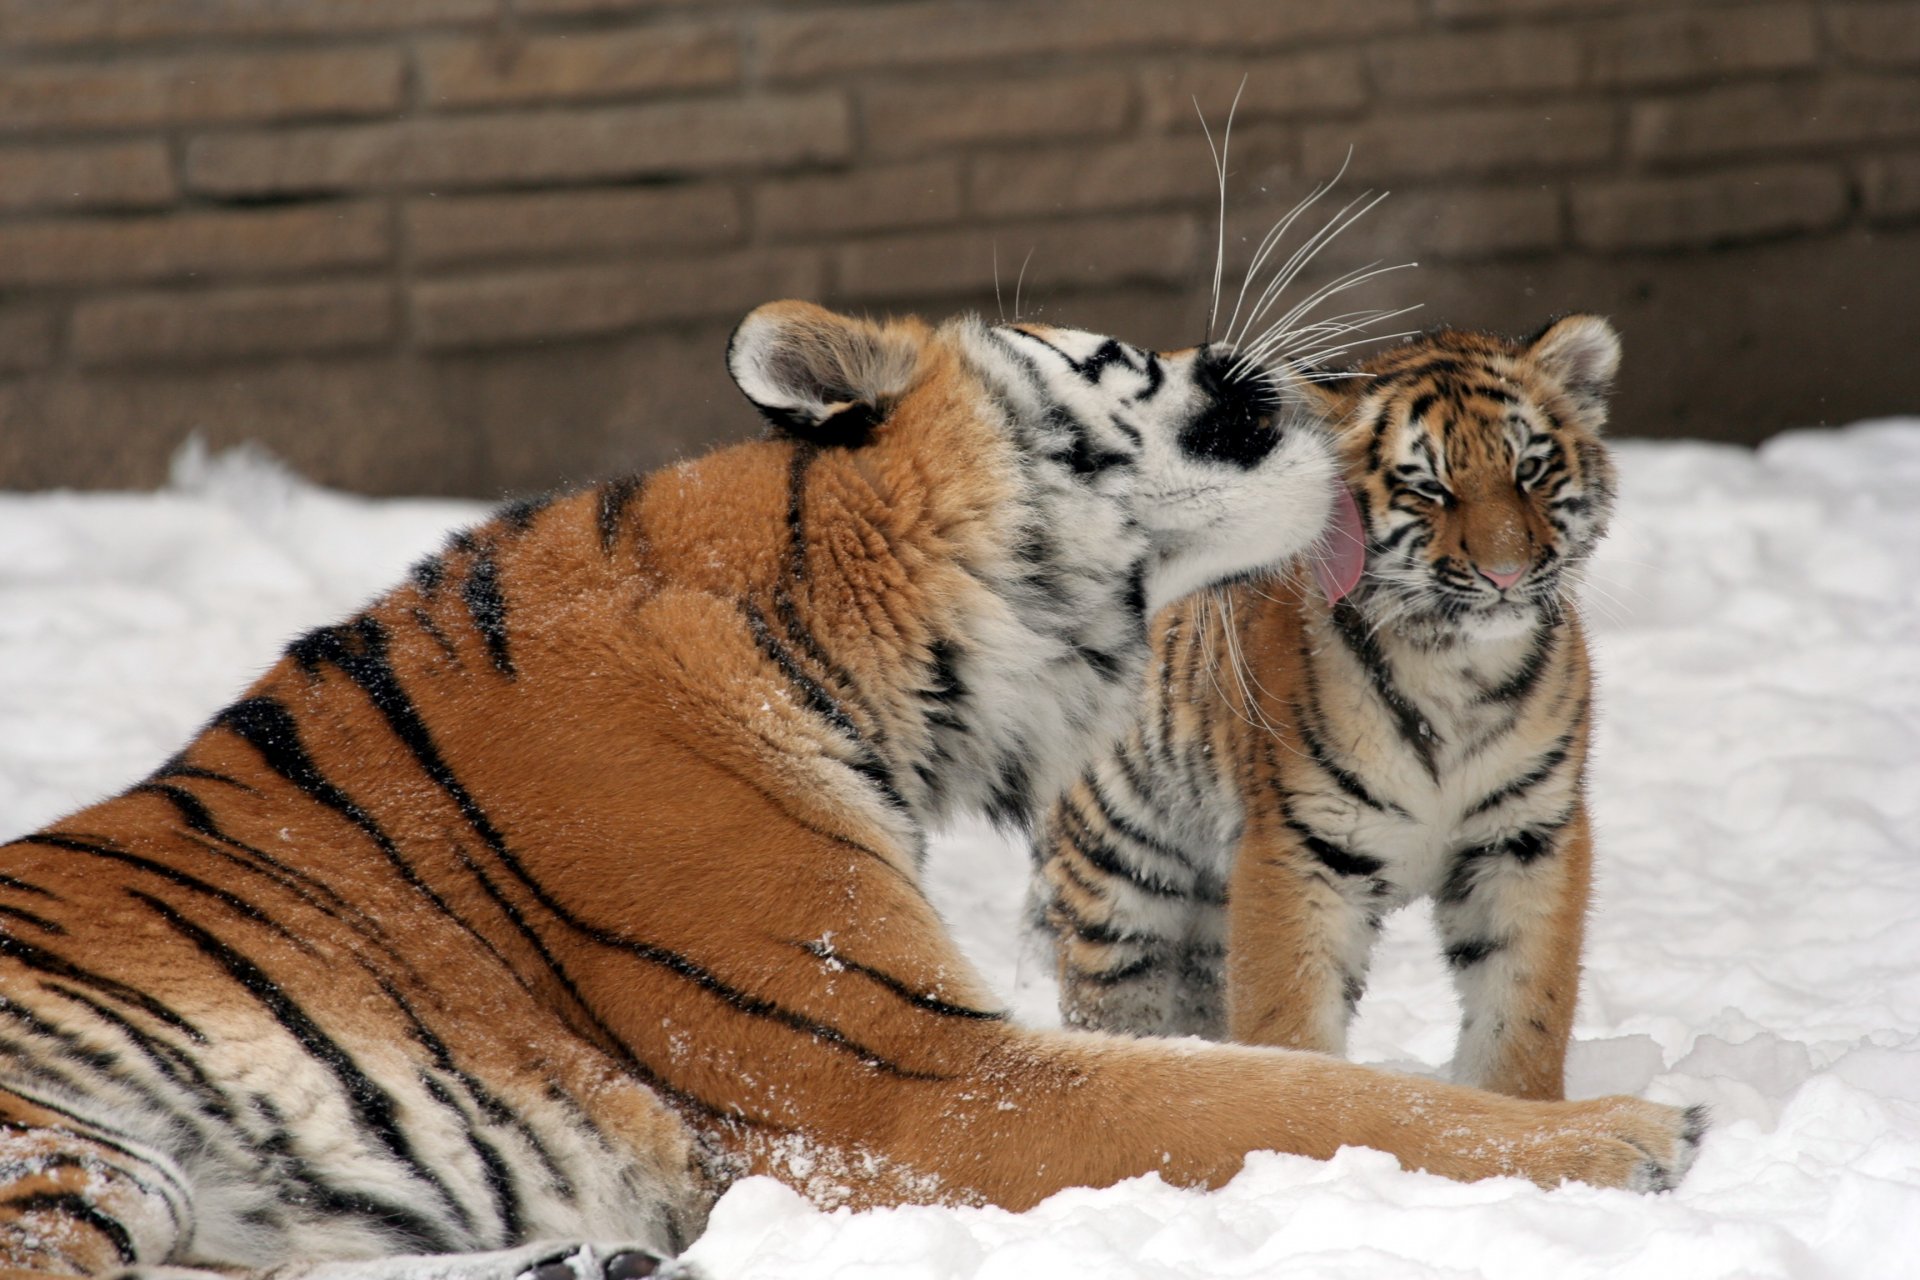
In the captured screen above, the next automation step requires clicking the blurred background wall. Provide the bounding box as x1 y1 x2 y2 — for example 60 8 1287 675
1 0 1916 496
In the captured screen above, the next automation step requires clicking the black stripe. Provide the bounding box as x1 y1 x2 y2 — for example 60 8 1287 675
411 554 446 596
23 821 314 956
498 493 552 534
127 890 468 1245
742 601 905 814
1464 729 1577 818
300 617 938 1083
380 979 575 1201
1059 794 1209 904
41 982 241 1127
130 780 366 925
1292 702 1410 820
419 1071 521 1243
0 928 203 1046
458 550 513 677
1101 749 1222 892
795 941 1005 1021
598 476 642 555
412 607 462 663
1079 954 1157 987
0 902 64 935
1478 622 1556 707
1330 601 1439 780
0 873 59 901
146 755 254 794
1445 937 1505 969
1 1192 139 1264
210 696 519 978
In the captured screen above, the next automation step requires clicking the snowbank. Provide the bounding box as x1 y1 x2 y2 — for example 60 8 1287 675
3 424 1917 1278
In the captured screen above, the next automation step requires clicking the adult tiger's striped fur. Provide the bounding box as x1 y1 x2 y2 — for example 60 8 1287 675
0 303 1701 1280
1036 316 1629 1102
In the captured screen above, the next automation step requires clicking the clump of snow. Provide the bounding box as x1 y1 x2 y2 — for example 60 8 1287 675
3 426 1918 1277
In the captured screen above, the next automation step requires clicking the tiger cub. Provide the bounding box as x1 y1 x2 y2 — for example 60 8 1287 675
1035 316 1622 1101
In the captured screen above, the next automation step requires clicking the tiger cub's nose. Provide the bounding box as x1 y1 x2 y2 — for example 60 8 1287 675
1478 562 1528 591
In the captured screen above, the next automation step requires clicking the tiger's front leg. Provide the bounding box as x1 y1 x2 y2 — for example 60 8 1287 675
1433 801 1595 1100
1223 814 1384 1055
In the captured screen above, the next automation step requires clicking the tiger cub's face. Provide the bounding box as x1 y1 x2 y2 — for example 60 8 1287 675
1301 316 1622 633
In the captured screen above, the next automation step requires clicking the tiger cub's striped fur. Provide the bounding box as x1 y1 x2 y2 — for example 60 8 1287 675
1036 316 1623 1101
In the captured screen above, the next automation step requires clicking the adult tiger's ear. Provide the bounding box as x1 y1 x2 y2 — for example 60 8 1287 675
1528 314 1622 422
727 301 924 448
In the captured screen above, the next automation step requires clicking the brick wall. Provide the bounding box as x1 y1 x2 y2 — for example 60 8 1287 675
2 0 1917 495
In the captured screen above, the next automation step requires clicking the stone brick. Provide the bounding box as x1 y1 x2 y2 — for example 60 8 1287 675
971 138 1221 220
72 281 396 366
761 0 1418 81
408 186 742 267
1141 52 1368 129
412 248 824 348
0 306 58 373
1433 0 1667 16
0 0 491 46
0 48 404 134
862 73 1132 158
756 162 962 240
0 142 175 213
1827 4 1920 67
1584 5 1818 87
1301 102 1616 181
832 214 1199 302
1371 28 1583 101
1572 164 1847 251
511 0 700 11
417 24 741 108
1862 151 1920 221
0 203 390 288
1631 77 1920 161
187 95 851 195
1337 184 1564 263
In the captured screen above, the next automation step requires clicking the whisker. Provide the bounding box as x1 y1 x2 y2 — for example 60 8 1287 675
1194 76 1247 345
1013 247 1035 322
1220 149 1353 353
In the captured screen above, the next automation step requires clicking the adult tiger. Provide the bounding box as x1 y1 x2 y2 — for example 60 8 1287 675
1035 317 1627 1102
0 304 1698 1280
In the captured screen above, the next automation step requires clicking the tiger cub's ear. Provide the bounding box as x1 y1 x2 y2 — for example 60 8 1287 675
1527 314 1622 423
727 301 926 448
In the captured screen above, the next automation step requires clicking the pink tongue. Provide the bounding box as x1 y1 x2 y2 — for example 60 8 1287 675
1309 486 1366 605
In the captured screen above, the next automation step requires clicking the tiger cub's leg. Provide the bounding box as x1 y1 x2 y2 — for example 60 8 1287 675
1433 803 1595 1100
1036 767 1229 1038
0 1089 187 1276
1224 817 1383 1054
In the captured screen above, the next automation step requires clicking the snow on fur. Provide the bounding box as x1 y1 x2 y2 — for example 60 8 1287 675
3 424 1917 1279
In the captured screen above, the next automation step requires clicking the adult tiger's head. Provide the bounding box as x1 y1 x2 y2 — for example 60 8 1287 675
725 301 1344 827
729 301 1342 619
1291 315 1621 635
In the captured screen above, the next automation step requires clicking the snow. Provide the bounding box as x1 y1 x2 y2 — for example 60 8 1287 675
4 424 1919 1278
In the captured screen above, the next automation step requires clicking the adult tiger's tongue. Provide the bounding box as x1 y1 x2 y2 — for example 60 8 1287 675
1309 486 1366 605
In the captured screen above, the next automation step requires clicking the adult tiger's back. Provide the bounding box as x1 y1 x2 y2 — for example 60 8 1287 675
2 304 1697 1280
1036 317 1626 1101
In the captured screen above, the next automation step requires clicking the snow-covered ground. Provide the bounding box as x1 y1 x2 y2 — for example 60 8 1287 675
3 425 1918 1278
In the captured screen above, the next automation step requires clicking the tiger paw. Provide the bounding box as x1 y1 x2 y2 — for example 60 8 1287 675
1519 1096 1709 1193
520 1244 686 1280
